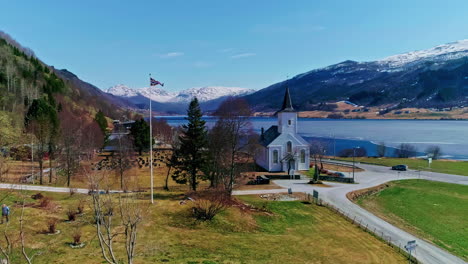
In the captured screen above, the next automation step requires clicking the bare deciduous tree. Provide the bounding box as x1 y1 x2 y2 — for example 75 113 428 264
395 143 417 158
310 140 327 183
119 194 145 264
426 145 442 160
86 163 144 264
376 142 386 157
210 98 253 195
90 185 119 264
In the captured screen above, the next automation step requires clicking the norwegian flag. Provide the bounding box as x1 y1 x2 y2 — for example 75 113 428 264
150 77 164 87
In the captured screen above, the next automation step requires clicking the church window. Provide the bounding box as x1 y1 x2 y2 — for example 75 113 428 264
288 119 292 125
273 150 279 164
300 149 306 163
287 141 292 153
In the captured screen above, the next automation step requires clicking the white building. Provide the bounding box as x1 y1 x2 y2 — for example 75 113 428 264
256 87 310 173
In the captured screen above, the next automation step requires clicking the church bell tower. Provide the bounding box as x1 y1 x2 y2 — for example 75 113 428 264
277 86 297 134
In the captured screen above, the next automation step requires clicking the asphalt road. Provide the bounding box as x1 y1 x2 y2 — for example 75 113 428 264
0 183 123 194
233 162 468 264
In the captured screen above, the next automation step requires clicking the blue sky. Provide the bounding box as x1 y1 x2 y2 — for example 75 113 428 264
2 0 468 92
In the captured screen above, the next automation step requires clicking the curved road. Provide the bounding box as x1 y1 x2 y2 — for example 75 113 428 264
233 162 468 264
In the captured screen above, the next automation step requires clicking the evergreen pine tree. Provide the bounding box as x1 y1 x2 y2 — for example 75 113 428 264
172 98 208 191
94 110 108 134
130 118 151 155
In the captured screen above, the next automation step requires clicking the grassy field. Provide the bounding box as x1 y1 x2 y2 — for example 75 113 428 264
0 189 406 264
335 157 468 176
3 153 187 191
357 180 468 260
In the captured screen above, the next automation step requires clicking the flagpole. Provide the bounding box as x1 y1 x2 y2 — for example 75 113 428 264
149 74 154 204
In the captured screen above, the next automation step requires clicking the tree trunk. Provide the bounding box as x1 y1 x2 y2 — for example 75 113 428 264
191 170 197 191
49 157 53 183
164 166 171 191
39 159 43 185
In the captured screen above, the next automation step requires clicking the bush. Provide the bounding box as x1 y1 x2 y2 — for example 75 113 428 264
192 199 227 221
67 208 77 221
77 199 85 215
72 228 82 245
39 197 52 208
190 190 230 221
47 218 58 234
31 193 44 200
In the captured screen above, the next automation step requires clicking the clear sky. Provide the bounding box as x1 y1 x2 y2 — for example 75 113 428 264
2 0 468 92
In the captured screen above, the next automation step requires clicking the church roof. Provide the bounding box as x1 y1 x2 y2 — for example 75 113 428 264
279 86 295 112
260 125 280 147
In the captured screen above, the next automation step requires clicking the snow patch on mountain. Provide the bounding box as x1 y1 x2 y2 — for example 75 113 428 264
378 39 468 68
106 85 254 103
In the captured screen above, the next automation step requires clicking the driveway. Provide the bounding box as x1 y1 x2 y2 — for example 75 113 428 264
233 162 468 264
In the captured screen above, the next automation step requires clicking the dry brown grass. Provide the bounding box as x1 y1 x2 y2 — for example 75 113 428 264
0 189 407 264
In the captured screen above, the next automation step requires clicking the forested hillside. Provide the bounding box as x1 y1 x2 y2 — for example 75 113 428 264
0 31 134 147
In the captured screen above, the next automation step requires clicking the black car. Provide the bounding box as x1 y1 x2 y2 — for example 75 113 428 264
333 172 346 178
247 176 270 185
391 165 408 171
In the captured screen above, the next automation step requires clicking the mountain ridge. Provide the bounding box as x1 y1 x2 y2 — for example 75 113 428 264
106 85 255 103
243 39 468 112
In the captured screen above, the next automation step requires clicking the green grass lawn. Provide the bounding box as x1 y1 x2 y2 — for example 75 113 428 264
336 157 468 176
0 189 405 264
357 180 468 260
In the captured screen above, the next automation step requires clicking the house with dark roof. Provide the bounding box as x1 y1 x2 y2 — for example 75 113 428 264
256 87 310 173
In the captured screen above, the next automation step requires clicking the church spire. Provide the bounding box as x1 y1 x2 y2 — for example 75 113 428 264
280 85 295 112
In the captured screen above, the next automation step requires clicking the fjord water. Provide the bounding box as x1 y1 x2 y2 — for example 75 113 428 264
158 116 468 160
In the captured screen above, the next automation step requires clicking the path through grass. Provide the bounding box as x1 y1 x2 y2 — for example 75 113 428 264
357 179 468 260
336 157 468 176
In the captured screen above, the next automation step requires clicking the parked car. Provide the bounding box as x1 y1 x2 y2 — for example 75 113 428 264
333 172 346 177
391 165 408 171
247 175 270 185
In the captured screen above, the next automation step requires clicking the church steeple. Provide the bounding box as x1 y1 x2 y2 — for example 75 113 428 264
277 85 298 134
279 86 295 112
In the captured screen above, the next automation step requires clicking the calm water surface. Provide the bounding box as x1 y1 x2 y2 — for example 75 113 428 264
157 116 468 160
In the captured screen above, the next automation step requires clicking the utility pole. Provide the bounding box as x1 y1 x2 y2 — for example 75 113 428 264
352 148 355 181
333 134 336 159
352 146 360 182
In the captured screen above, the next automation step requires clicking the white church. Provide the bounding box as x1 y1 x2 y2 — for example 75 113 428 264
256 87 310 172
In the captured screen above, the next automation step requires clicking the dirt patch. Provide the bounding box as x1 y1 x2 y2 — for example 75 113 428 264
234 182 283 191
322 163 364 173
347 183 390 201
258 192 308 201
307 183 333 188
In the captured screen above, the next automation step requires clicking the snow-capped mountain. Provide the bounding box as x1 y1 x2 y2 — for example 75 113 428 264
106 85 255 103
378 39 468 69
245 39 468 111
174 86 255 102
138 87 175 102
106 84 139 97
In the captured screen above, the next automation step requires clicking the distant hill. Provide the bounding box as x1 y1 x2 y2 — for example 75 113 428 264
244 40 468 112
